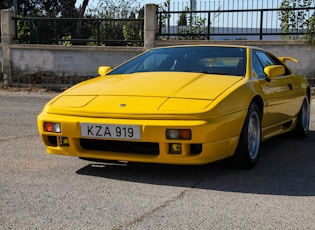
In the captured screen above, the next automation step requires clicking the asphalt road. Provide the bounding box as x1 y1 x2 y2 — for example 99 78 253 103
1 90 315 229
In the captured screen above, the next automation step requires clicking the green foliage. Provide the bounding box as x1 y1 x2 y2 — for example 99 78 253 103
159 1 209 40
176 8 208 40
178 11 188 26
16 18 58 44
0 0 12 10
59 35 72 45
157 0 171 36
87 0 143 46
157 0 221 40
16 19 36 44
307 13 315 42
88 0 140 18
123 22 143 45
175 5 221 40
279 0 315 41
9 0 92 45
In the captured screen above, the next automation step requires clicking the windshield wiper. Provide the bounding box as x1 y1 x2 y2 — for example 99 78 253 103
196 70 230 75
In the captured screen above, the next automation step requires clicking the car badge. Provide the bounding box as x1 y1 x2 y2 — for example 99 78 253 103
120 103 127 107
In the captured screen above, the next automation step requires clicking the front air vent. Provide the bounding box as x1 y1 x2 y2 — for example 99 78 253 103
80 139 159 155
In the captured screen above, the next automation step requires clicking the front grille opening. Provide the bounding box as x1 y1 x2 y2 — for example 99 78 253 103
46 135 57 147
191 144 202 154
80 139 159 155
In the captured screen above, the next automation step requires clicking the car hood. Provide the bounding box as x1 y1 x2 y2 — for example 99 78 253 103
47 72 242 116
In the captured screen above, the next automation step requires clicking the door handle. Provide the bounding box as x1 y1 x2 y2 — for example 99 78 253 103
288 83 293 90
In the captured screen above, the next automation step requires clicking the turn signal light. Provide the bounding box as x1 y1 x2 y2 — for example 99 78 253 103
44 122 61 133
166 129 191 140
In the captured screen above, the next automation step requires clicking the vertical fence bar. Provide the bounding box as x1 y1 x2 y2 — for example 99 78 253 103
54 19 58 44
259 10 263 40
97 19 100 46
207 11 211 40
158 12 162 35
14 17 17 42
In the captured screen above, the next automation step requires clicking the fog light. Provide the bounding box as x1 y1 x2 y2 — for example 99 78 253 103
170 143 182 154
166 129 191 140
44 122 61 133
60 137 69 147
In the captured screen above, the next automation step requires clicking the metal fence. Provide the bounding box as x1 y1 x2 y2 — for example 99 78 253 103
157 0 315 40
5 0 315 45
13 17 144 46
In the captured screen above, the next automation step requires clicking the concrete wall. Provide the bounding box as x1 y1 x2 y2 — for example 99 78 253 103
9 44 143 78
6 45 144 86
0 48 2 79
7 41 315 79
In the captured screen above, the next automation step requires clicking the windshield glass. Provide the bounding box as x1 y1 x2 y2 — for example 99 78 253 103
108 46 246 76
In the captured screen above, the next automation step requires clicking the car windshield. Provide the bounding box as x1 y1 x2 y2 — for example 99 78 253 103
108 46 246 76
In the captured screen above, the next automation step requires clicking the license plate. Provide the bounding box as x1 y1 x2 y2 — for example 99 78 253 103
80 123 141 140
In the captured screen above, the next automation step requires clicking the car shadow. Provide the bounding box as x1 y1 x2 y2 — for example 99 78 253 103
76 131 315 197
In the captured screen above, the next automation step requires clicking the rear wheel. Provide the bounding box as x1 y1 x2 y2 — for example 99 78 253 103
232 102 262 169
292 95 310 138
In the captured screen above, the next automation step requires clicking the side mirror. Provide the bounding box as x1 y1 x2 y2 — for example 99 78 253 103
264 65 285 81
98 66 112 76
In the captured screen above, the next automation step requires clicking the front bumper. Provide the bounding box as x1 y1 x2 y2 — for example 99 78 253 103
37 112 245 165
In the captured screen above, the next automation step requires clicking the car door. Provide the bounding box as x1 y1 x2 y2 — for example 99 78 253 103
252 50 296 128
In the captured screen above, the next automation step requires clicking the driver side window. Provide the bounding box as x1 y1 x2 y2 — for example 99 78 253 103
255 51 276 68
252 52 266 78
252 50 291 78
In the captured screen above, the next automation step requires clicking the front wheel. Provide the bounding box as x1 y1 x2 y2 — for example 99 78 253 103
292 95 310 138
231 102 262 169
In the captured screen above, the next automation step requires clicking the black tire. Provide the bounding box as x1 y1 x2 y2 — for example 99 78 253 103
292 95 310 138
231 102 262 169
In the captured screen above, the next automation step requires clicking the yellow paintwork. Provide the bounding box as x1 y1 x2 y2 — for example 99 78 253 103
264 65 285 79
37 45 310 165
98 66 112 76
278 56 300 63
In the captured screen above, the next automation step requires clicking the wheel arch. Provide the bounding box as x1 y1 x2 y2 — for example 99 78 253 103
306 86 311 102
250 95 264 118
228 95 263 169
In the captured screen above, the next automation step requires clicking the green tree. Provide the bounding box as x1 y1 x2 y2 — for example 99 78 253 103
122 8 144 46
175 6 206 40
158 0 171 37
308 14 315 42
0 0 89 17
1 0 91 45
279 0 314 41
178 11 188 27
0 0 12 10
87 0 143 46
175 5 220 40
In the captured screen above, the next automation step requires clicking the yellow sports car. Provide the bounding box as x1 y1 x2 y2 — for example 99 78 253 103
37 45 311 168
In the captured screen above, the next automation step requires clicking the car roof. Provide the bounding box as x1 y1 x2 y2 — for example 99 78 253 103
152 44 265 51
